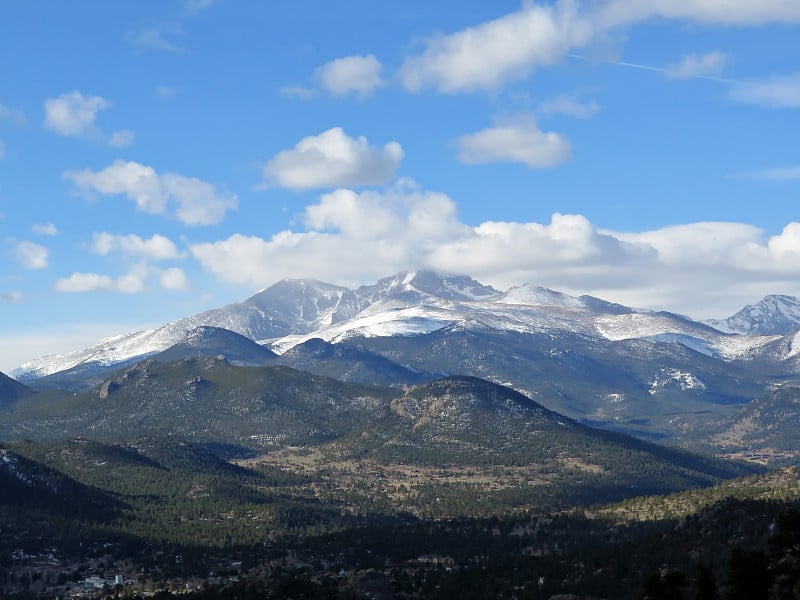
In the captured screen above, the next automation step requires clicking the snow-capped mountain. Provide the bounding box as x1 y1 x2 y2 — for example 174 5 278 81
707 294 800 336
10 271 791 380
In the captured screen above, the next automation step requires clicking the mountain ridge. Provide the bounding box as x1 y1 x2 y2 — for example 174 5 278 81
12 271 798 392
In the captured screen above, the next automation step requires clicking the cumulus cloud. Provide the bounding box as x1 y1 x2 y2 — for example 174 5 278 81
192 181 469 285
190 181 800 319
14 241 49 270
92 232 182 260
54 272 115 293
401 2 595 93
44 91 111 137
160 267 191 291
401 1 800 94
109 129 135 148
457 118 572 168
263 128 404 189
55 262 188 295
32 223 58 236
730 72 800 108
314 54 385 98
64 160 238 226
665 52 727 79
54 268 147 294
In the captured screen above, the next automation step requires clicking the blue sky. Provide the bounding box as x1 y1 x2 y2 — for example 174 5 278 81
1 0 799 372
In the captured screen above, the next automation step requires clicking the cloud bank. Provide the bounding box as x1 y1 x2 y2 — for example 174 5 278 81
190 182 800 319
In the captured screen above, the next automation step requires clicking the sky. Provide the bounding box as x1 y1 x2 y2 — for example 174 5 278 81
1 0 799 372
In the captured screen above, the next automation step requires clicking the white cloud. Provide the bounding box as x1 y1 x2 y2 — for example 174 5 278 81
127 24 185 53
92 232 182 260
117 271 147 294
54 268 147 294
314 54 385 98
44 91 111 137
401 2 595 93
109 129 136 148
263 127 404 190
55 272 115 293
539 94 601 118
730 72 800 108
0 291 24 303
665 52 727 79
192 181 469 285
55 273 114 293
160 267 191 291
14 241 49 270
32 223 58 236
401 1 800 94
457 118 572 168
598 0 800 28
64 160 238 226
190 181 800 320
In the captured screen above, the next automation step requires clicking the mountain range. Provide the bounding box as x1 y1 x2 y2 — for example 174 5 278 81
14 271 800 380
5 270 800 458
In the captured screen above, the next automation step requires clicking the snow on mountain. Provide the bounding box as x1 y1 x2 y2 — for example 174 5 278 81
648 369 706 395
499 284 586 309
707 294 800 336
13 270 797 379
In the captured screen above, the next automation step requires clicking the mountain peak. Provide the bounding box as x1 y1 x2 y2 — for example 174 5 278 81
367 270 499 303
153 326 277 366
708 294 800 336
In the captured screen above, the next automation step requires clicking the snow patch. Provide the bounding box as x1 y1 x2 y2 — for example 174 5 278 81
649 369 706 395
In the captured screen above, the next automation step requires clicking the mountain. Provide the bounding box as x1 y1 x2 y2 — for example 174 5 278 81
697 385 800 464
16 271 782 383
355 324 767 441
12 278 351 381
0 443 119 519
276 337 438 387
1 358 397 450
708 294 800 335
281 375 759 503
152 326 278 365
14 270 799 445
0 372 34 409
0 362 758 507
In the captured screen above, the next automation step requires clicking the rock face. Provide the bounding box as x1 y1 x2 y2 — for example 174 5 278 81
99 380 120 400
